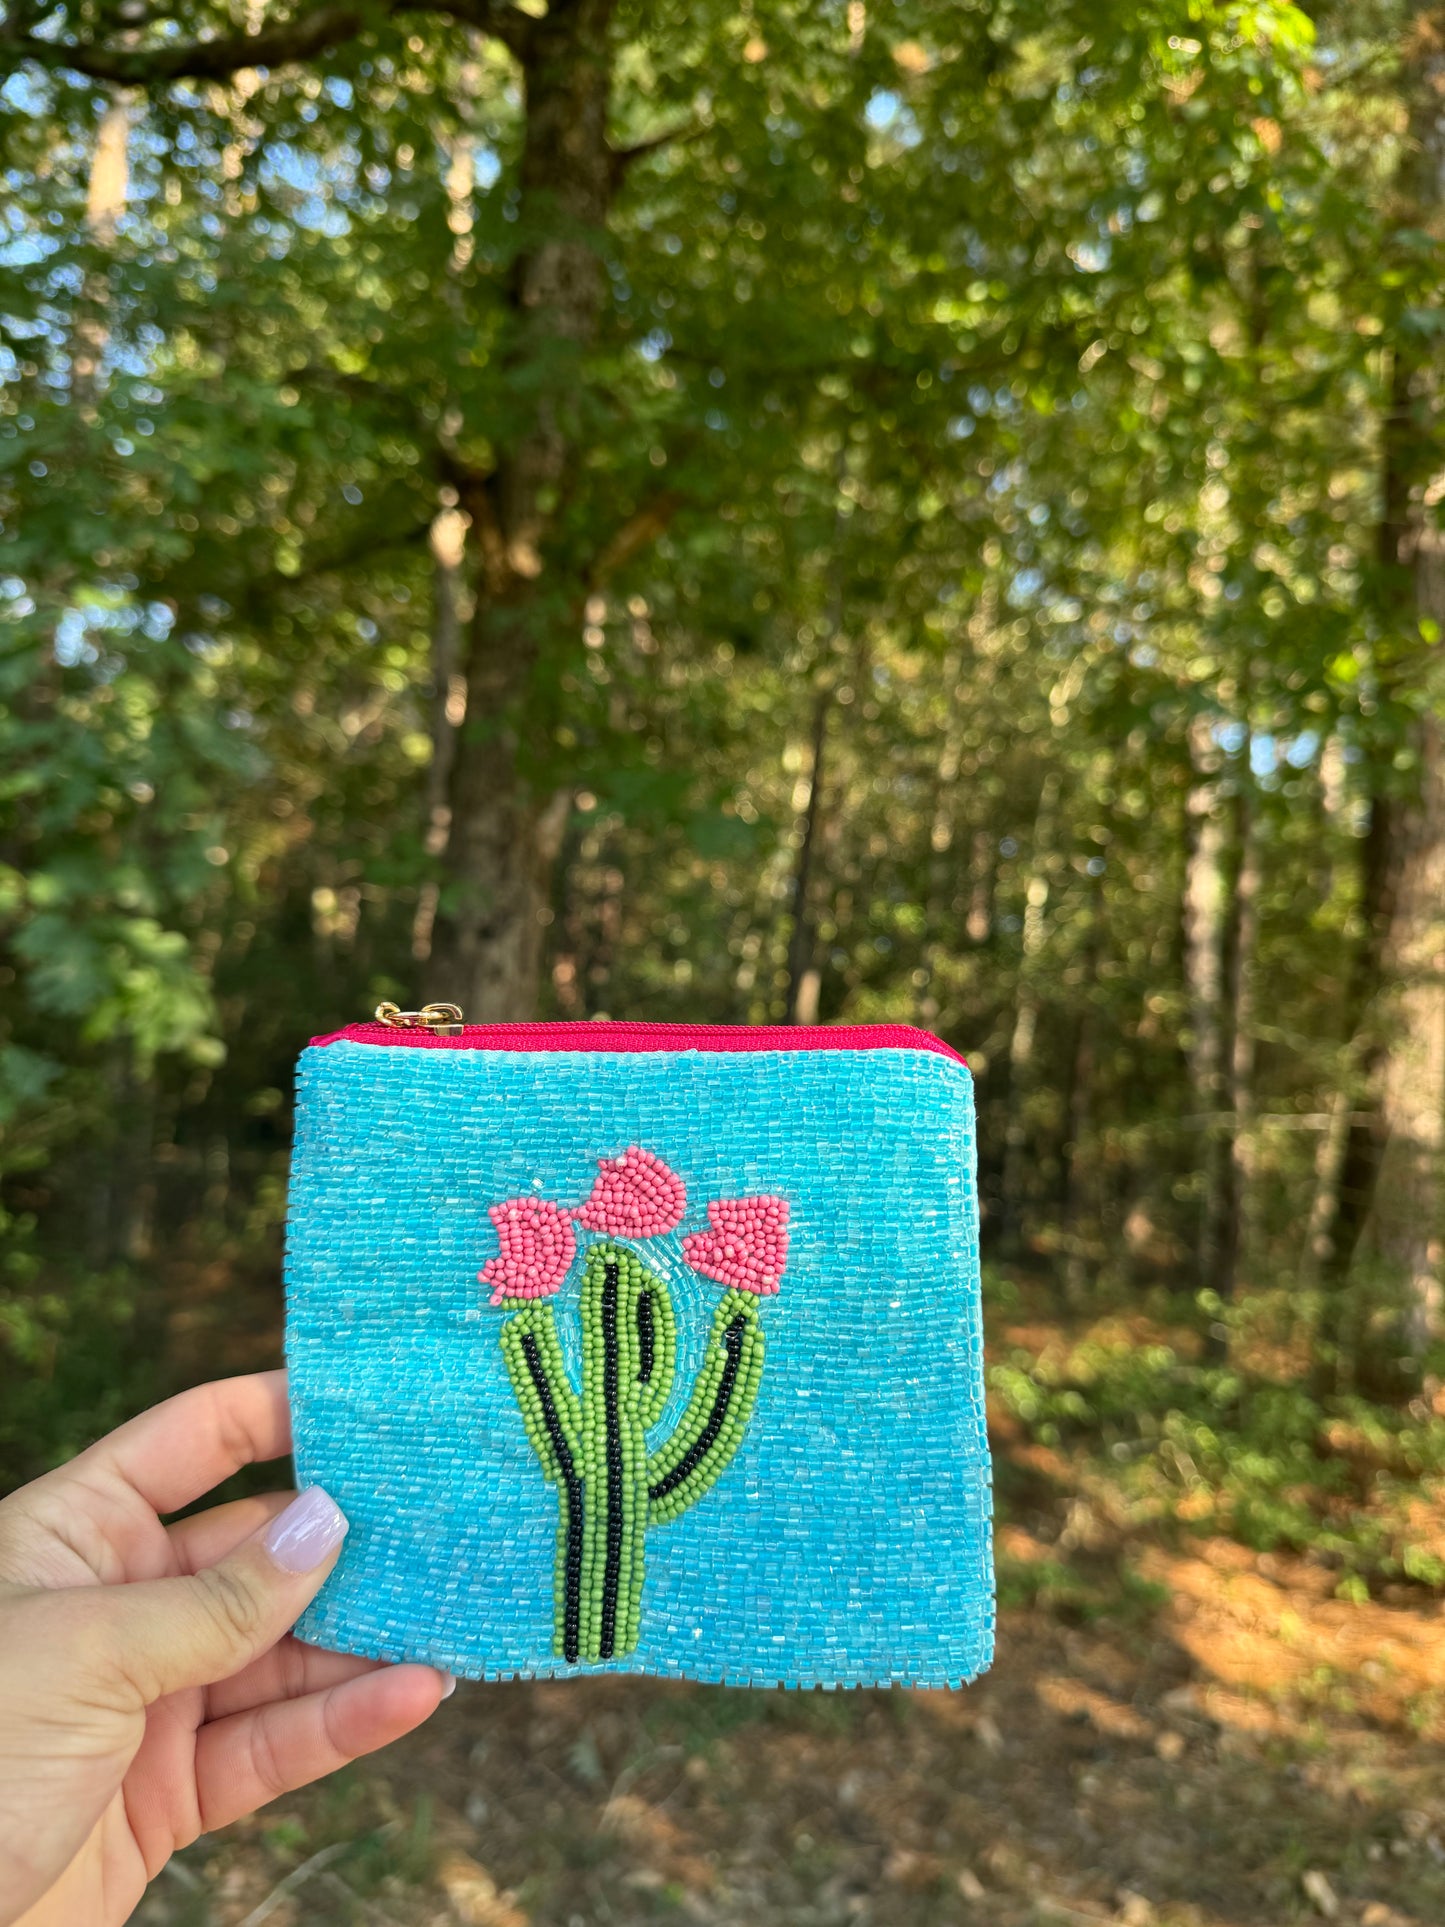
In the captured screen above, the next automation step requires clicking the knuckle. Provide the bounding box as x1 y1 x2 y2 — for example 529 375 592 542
0 1487 55 1585
279 1636 307 1701
248 1706 289 1803
197 1560 272 1652
211 1386 265 1476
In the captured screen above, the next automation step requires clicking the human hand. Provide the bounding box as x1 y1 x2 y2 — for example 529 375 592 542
0 1370 452 1927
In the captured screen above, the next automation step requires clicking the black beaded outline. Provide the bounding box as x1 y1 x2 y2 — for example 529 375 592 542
521 1328 583 1664
637 1288 657 1387
648 1313 748 1503
598 1259 625 1660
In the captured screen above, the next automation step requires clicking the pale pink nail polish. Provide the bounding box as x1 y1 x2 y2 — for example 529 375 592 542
263 1486 349 1573
439 1673 458 1699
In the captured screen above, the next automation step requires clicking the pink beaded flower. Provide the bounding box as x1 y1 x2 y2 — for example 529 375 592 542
682 1195 790 1296
479 1196 577 1304
571 1146 687 1239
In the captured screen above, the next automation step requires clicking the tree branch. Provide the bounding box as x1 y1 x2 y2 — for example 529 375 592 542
442 0 530 54
226 509 433 624
609 120 706 185
588 489 684 587
4 0 531 85
432 440 490 492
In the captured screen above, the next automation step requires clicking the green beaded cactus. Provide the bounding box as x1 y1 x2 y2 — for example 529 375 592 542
498 1241 766 1662
482 1146 787 1662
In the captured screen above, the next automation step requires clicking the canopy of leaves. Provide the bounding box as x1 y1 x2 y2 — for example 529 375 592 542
2 0 1443 1467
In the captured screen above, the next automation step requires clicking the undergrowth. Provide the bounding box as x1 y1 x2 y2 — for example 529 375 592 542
986 1271 1445 1600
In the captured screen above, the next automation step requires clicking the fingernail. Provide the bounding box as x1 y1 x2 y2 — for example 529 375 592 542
262 1486 349 1574
439 1672 458 1700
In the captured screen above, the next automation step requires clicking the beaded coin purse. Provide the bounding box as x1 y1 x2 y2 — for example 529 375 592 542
284 1008 993 1689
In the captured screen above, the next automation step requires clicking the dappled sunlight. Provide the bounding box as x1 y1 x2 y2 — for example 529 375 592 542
1035 1674 1153 1741
1144 1539 1445 1740
9 0 1445 1920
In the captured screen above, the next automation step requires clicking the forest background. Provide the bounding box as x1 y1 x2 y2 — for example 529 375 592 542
6 2 1445 1923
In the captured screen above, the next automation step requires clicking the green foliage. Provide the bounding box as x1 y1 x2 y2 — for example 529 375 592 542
995 1547 1170 1625
0 1252 161 1479
990 1297 1445 1595
1 1 1444 1529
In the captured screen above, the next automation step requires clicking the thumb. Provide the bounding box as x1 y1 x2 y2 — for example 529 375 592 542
99 1486 350 1706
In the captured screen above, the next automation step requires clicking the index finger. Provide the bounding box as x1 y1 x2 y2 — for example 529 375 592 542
75 1371 292 1517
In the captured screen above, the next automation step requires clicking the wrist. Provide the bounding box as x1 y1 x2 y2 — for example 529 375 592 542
7 1850 108 1927
9 1895 64 1927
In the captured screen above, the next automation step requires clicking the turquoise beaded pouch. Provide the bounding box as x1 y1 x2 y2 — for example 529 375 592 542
284 1014 993 1689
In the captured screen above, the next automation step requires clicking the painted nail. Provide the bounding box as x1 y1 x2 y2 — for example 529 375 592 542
262 1486 349 1574
439 1673 458 1699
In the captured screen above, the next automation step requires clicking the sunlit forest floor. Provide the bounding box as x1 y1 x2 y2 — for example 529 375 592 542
135 1279 1445 1927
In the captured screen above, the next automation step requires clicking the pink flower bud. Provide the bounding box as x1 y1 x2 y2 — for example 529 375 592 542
572 1146 687 1238
682 1195 790 1295
479 1196 576 1304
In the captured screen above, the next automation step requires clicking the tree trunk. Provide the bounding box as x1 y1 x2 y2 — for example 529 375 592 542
784 690 830 1024
1364 711 1445 1355
1301 735 1372 1297
1061 855 1105 1303
1318 330 1411 1311
912 641 971 1026
1000 770 1060 1253
1182 713 1240 1298
1219 778 1260 1300
410 507 469 963
72 93 131 410
1310 750 1396 1360
966 830 994 944
1327 8 1445 1365
428 2 615 1018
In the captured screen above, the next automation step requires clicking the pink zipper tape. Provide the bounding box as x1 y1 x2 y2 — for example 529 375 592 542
311 1019 966 1065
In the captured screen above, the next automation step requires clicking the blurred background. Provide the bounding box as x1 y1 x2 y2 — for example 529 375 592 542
5 0 1445 1921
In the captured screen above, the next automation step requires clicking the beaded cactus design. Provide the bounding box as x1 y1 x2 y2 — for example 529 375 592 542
484 1148 785 1664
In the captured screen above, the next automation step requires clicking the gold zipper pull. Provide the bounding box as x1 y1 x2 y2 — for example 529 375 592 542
374 1001 466 1036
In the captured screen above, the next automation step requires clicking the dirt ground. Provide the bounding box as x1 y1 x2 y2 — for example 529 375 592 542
135 1455 1445 1926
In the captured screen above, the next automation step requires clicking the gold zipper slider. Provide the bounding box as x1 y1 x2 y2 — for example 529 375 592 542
375 1000 465 1036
